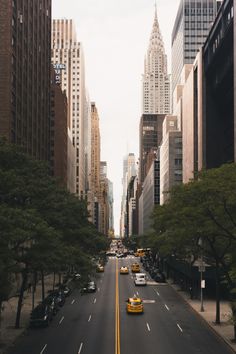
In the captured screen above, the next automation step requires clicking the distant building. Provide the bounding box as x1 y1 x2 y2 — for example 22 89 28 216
99 162 113 236
139 156 160 235
160 116 182 204
52 19 86 197
88 102 101 226
126 175 138 236
120 153 136 237
0 0 51 160
142 7 170 114
139 114 165 185
171 0 219 94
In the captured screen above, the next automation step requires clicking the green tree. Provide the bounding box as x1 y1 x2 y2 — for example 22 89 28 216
151 163 236 328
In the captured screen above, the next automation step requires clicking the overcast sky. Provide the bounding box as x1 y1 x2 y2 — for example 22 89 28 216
52 0 180 234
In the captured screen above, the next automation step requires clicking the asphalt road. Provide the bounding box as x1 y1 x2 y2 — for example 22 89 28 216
8 257 233 354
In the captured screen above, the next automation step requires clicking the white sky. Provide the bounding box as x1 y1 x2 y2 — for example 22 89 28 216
52 0 180 235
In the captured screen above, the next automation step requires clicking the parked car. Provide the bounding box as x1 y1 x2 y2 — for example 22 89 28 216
30 303 53 327
43 295 59 315
59 285 72 297
47 290 66 307
153 272 166 283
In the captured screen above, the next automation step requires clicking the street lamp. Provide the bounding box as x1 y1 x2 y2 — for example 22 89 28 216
198 237 205 312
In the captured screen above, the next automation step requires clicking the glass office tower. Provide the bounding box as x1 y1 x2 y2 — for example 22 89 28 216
171 0 219 94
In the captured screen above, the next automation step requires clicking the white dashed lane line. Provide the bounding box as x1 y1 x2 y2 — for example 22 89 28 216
98 287 100 292
146 323 151 332
177 323 183 333
59 316 64 324
71 299 75 305
155 290 160 296
88 315 92 322
94 298 97 304
78 342 83 354
164 304 170 311
40 344 47 354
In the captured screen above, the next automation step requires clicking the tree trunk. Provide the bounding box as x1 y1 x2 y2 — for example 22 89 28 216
32 271 37 311
215 260 221 324
15 269 28 329
52 272 55 291
41 271 45 301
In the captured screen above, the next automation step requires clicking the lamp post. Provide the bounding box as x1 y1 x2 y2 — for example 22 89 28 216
198 237 205 312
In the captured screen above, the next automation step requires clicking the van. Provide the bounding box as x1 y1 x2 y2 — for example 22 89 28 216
134 273 147 286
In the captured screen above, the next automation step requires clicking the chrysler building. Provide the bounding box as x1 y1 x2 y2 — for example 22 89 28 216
142 7 170 114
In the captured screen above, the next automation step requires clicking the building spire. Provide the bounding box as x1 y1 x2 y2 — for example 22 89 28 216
154 1 157 21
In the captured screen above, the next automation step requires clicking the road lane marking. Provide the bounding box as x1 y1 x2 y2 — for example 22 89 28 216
165 304 170 311
115 259 121 354
177 323 183 332
88 315 92 322
155 290 160 296
94 298 97 304
40 344 47 354
146 323 151 331
71 299 75 304
78 342 83 354
59 316 64 324
98 287 100 292
143 299 156 303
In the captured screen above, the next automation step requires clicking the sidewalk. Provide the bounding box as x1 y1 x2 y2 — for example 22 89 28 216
0 275 54 354
168 280 236 353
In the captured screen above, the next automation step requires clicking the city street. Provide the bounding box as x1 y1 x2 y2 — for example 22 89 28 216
8 257 233 354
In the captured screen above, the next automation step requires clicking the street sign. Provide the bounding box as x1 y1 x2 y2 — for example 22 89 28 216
201 280 205 289
198 265 205 272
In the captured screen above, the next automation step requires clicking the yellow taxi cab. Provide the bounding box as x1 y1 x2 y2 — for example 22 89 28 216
96 264 104 272
126 297 144 314
131 263 140 273
120 266 129 274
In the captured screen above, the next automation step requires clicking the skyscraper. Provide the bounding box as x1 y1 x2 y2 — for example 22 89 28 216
142 7 170 115
120 153 136 237
171 0 219 94
0 0 51 160
139 114 165 185
88 102 101 227
52 19 86 197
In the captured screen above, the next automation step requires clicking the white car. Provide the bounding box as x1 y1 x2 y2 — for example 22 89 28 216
134 273 147 286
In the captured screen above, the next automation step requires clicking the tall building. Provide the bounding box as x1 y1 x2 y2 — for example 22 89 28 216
160 116 182 204
171 0 219 94
98 162 113 237
52 19 86 197
203 0 234 169
142 7 170 115
0 0 51 160
89 102 101 226
50 67 68 187
139 114 165 185
139 155 160 235
120 153 136 237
